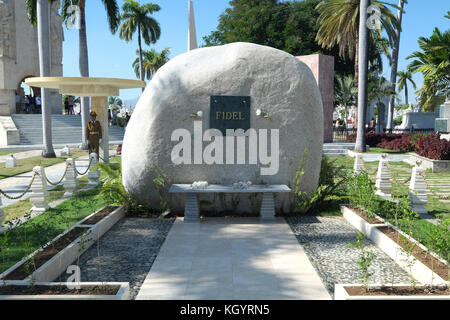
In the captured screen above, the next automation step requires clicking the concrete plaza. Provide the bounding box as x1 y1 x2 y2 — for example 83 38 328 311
136 217 331 300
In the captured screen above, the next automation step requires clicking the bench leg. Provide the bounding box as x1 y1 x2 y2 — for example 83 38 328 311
260 192 275 222
184 193 200 223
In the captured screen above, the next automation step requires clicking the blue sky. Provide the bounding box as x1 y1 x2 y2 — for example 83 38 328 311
61 0 449 105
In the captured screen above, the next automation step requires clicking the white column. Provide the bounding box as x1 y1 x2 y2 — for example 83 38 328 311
375 155 392 200
63 158 78 197
30 166 49 214
184 193 200 222
353 153 365 174
408 162 428 214
0 196 4 225
260 192 276 222
88 152 100 187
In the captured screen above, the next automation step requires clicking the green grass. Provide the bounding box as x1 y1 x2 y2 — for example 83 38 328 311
2 179 89 224
0 149 88 179
0 151 20 156
0 186 108 274
367 147 410 154
324 156 449 219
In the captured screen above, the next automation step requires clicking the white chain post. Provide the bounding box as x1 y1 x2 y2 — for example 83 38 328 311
5 154 17 168
30 166 49 214
0 196 4 225
375 154 392 200
88 152 100 187
408 161 428 214
353 153 365 174
64 158 78 198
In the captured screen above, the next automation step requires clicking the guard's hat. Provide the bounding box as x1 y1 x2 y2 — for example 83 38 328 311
90 111 97 117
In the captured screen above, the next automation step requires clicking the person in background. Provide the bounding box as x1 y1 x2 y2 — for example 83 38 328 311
125 112 131 128
86 111 102 159
35 96 41 114
64 97 69 114
369 118 376 131
108 108 112 126
112 108 118 126
25 95 30 113
68 96 74 115
29 96 36 114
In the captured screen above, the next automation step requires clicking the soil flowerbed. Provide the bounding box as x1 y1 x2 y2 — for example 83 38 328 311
378 226 449 280
348 206 384 224
0 285 120 295
345 285 450 296
81 206 118 225
3 227 88 280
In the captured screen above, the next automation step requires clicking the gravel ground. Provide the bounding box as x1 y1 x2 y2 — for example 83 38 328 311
286 216 411 297
58 217 174 299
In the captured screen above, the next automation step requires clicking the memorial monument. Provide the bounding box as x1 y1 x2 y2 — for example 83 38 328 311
122 42 324 214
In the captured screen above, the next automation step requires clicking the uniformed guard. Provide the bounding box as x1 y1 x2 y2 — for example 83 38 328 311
86 111 102 159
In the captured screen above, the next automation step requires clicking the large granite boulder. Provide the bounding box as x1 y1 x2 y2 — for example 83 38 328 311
122 42 323 213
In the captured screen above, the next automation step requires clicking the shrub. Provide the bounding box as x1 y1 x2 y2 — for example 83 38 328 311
97 162 152 216
414 133 450 160
378 134 412 151
293 151 349 214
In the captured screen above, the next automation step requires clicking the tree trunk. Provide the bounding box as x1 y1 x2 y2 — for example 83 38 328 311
355 0 370 153
37 0 55 158
386 0 405 130
138 25 145 93
354 26 359 128
79 0 90 149
405 83 408 106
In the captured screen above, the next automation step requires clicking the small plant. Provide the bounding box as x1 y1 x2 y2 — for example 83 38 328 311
293 149 349 214
152 167 169 213
398 207 419 287
98 162 151 215
77 229 93 267
347 171 378 219
349 232 377 291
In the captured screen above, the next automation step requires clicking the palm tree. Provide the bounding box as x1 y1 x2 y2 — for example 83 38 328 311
118 0 161 91
26 0 56 158
355 0 370 153
108 96 123 108
334 74 356 125
315 0 399 127
396 70 416 106
407 27 450 111
132 48 171 80
386 0 406 130
61 0 120 149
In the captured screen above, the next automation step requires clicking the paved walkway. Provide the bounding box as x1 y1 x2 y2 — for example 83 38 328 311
136 217 331 300
0 156 91 208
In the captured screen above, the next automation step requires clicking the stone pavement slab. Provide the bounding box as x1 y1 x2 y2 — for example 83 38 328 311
136 217 331 300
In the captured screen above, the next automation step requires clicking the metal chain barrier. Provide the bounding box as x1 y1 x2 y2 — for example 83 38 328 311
419 172 450 200
0 172 37 200
45 162 71 186
383 162 412 184
75 156 93 176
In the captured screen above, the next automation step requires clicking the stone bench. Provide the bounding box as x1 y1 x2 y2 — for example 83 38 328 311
168 184 291 222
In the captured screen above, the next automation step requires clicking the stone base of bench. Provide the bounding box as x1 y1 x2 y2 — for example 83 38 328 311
170 184 291 223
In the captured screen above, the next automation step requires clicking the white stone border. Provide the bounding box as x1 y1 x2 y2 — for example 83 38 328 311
0 206 125 282
0 281 129 300
334 283 450 300
341 205 448 285
406 153 450 173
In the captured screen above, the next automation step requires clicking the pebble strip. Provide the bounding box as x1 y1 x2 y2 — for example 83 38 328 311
59 217 174 299
286 216 411 297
